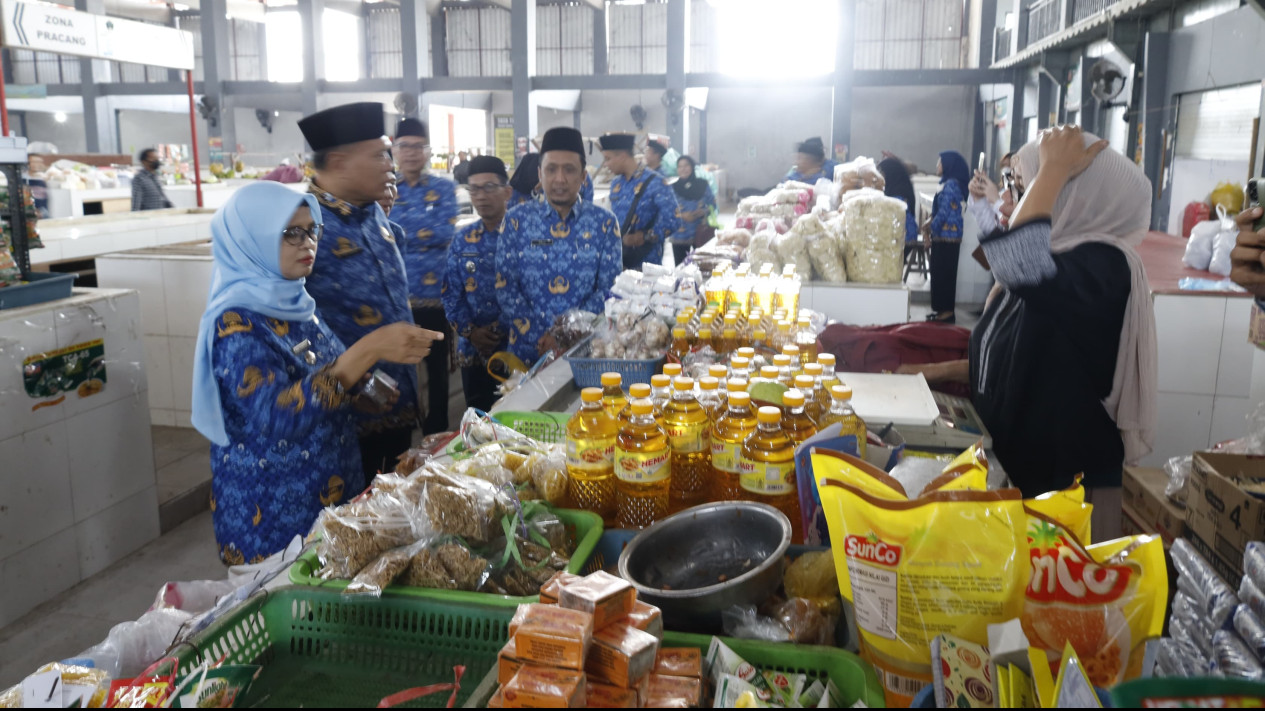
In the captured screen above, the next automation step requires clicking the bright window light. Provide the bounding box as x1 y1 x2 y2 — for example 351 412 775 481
265 11 303 82
714 0 837 77
323 9 362 82
54 111 67 123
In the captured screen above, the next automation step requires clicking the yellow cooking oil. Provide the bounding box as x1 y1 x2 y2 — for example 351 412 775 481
772 355 795 386
801 363 831 419
795 316 819 362
566 387 618 521
697 376 725 421
719 328 739 356
670 327 690 361
615 398 672 529
794 374 825 424
663 377 712 511
619 382 655 425
711 391 757 503
817 353 840 389
818 385 868 459
782 388 819 444
739 406 803 543
600 371 626 420
648 375 672 415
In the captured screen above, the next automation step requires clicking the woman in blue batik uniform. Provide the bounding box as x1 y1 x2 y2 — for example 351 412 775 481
192 182 435 565
670 155 717 266
927 150 969 323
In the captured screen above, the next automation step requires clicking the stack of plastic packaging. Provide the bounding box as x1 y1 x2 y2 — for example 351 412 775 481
839 188 905 284
1156 538 1264 679
605 264 701 322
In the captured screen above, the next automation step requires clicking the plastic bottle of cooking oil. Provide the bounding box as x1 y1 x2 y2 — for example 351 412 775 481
736 346 755 362
648 376 671 415
781 389 819 444
707 364 729 391
753 365 781 389
729 356 752 383
772 320 794 351
782 344 802 372
566 387 618 521
751 329 769 355
817 353 840 389
726 378 749 395
794 374 825 423
740 406 803 543
772 355 795 386
662 362 683 379
704 268 728 310
675 311 693 337
697 328 713 352
697 376 725 421
618 383 655 426
600 372 627 420
711 391 757 502
795 316 818 362
670 327 690 360
776 265 801 315
719 328 739 356
801 363 830 418
615 399 672 528
663 377 711 511
819 385 868 459
752 264 777 313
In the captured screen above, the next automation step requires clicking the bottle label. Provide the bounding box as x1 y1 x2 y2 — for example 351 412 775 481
665 421 710 453
566 436 615 472
615 448 671 483
711 439 744 473
739 457 796 495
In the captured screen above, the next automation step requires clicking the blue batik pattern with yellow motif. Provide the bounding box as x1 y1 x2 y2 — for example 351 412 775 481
609 167 681 267
304 184 418 434
208 308 364 566
443 218 505 368
930 179 966 244
394 173 460 307
672 185 718 245
495 198 621 365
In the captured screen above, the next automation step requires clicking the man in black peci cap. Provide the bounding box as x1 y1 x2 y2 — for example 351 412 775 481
299 102 442 479
494 127 622 366
601 132 681 270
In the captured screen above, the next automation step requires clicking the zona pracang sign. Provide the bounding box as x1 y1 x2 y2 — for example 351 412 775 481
0 0 193 70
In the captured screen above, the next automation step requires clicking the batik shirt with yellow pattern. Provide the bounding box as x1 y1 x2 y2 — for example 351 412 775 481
304 184 418 434
609 166 681 268
495 197 622 365
208 308 364 567
394 172 460 308
443 218 506 368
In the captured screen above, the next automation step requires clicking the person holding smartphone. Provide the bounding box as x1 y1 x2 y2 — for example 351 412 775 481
1232 205 1265 304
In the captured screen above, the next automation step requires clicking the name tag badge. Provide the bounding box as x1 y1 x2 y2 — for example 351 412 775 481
531 239 553 247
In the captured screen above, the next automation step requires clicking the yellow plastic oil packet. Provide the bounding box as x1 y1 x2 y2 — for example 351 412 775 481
814 449 1029 708
1023 475 1093 544
922 441 990 494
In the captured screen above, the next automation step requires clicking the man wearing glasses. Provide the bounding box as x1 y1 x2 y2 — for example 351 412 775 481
392 118 460 435
299 102 439 479
443 156 513 412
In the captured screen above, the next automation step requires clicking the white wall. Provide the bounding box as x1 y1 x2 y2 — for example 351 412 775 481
703 87 833 193
1166 156 1249 235
114 108 306 168
850 86 977 174
22 112 88 155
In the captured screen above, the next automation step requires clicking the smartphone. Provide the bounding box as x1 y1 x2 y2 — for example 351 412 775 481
1249 178 1265 231
977 152 987 172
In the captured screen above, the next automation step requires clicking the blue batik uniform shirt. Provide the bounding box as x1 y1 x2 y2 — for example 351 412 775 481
672 184 718 245
495 196 622 365
510 173 593 209
443 217 506 367
394 172 460 308
609 167 681 267
304 184 419 434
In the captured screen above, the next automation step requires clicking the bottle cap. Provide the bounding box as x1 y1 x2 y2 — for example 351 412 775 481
724 314 738 326
673 377 695 391
663 363 683 377
700 376 720 390
731 357 751 368
777 320 792 331
709 365 729 378
760 366 780 379
727 378 749 393
629 383 652 398
831 385 854 400
783 345 800 357
798 316 811 326
783 389 806 407
757 406 781 423
651 374 671 388
723 328 738 338
737 347 755 359
752 329 767 340
698 328 713 339
773 355 792 367
601 372 622 387
728 392 751 406
581 387 603 403
630 399 655 415
676 313 690 324
794 375 815 389
818 353 836 366
803 363 823 375
672 327 687 338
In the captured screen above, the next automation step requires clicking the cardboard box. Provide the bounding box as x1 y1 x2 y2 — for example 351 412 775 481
501 666 585 708
1250 300 1265 349
585 622 660 688
1121 466 1187 545
513 604 594 671
1185 452 1265 581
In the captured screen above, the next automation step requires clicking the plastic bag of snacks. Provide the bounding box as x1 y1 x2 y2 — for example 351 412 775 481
841 189 905 283
775 221 813 278
1210 180 1245 215
814 448 1028 707
314 487 419 580
0 662 110 708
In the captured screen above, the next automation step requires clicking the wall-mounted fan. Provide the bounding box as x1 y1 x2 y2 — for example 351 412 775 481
629 104 647 129
1089 58 1126 103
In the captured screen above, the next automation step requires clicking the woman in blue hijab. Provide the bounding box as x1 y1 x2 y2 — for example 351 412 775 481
192 181 437 565
927 150 970 323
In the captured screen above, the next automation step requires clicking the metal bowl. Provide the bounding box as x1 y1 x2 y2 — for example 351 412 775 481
617 502 792 633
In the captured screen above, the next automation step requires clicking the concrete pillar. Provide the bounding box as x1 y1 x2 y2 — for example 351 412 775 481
830 0 856 157
400 0 427 112
1140 32 1171 229
665 0 688 152
593 5 608 75
1037 71 1055 129
74 0 116 153
298 0 325 116
1009 71 1026 152
511 0 537 149
430 5 449 79
200 0 235 158
978 0 997 67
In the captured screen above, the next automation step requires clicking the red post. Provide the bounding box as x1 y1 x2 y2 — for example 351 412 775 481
0 52 10 137
186 70 203 208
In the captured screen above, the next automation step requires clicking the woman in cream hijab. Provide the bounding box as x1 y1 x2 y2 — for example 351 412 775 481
904 125 1157 538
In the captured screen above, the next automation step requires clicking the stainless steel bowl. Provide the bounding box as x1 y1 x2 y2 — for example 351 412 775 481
617 502 792 633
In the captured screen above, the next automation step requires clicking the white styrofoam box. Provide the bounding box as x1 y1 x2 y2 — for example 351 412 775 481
161 259 213 338
65 395 156 521
0 309 62 443
169 335 196 412
0 421 73 561
74 485 160 579
804 284 910 326
1154 294 1226 396
1210 395 1257 448
96 257 169 333
0 528 80 628
1143 391 1216 467
1217 297 1257 397
143 335 174 411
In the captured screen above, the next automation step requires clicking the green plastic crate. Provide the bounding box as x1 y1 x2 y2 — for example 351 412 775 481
288 508 603 607
173 587 513 708
489 411 569 444
658 630 887 708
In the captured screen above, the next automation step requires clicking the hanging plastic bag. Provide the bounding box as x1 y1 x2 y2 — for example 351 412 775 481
1183 220 1218 271
1210 181 1246 215
1209 205 1240 276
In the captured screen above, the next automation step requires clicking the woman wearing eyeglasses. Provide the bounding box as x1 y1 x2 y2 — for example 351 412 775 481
192 182 436 566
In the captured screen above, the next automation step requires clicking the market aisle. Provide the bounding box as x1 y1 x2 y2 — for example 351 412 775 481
0 512 223 689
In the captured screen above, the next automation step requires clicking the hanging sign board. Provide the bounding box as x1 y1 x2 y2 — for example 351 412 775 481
0 0 193 70
493 115 515 170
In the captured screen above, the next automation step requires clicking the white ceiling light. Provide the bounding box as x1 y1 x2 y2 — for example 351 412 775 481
54 111 67 123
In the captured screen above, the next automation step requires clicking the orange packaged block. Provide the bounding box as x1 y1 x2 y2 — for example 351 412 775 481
624 600 664 639
509 603 531 637
585 678 641 708
586 622 660 687
513 603 595 670
654 647 702 678
646 673 703 707
501 666 586 708
559 571 637 630
499 639 527 686
488 688 504 708
540 571 582 604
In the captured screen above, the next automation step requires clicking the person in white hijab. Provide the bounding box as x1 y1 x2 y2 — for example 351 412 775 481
900 126 1157 538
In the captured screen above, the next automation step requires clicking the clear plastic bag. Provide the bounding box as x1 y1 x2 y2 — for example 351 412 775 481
1209 205 1239 277
1183 220 1218 271
1156 637 1207 678
796 214 846 283
1216 401 1265 455
1241 575 1265 622
1214 629 1265 680
402 541 490 591
344 542 418 596
1234 604 1265 661
315 489 418 580
721 604 792 642
1164 454 1192 507
1246 542 1265 593
1171 538 1240 629
546 310 599 354
841 189 905 283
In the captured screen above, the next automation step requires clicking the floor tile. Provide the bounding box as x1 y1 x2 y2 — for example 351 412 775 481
155 450 211 495
150 426 209 452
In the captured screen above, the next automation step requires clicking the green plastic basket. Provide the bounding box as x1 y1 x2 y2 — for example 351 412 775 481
287 508 603 607
173 586 513 708
489 411 569 444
